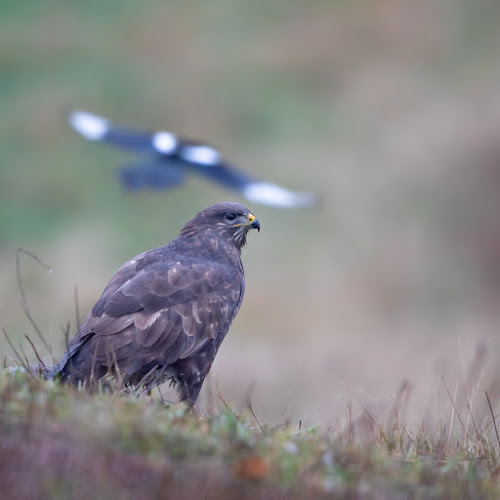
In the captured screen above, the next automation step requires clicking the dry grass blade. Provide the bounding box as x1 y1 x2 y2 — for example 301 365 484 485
389 380 412 435
214 379 240 421
247 399 263 431
60 322 71 351
156 385 166 405
447 381 458 443
111 348 125 389
16 248 53 358
74 285 81 331
336 374 376 438
3 328 30 372
90 337 101 386
25 335 46 369
131 365 161 396
19 343 32 373
485 391 500 451
443 377 468 440
466 402 480 439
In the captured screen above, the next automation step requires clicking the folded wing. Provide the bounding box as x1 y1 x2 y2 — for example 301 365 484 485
57 254 242 389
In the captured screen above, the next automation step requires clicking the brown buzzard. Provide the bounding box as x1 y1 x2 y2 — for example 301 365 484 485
56 202 260 404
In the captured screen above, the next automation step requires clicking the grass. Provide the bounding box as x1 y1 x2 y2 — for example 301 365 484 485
1 367 500 499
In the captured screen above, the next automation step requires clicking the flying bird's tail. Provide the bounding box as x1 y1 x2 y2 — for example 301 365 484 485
68 109 319 208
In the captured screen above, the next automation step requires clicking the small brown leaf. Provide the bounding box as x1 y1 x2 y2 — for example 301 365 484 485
233 456 269 480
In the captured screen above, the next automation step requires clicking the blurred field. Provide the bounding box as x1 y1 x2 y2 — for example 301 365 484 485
2 0 500 431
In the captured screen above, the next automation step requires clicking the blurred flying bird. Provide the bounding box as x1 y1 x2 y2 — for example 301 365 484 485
55 202 260 404
68 110 317 208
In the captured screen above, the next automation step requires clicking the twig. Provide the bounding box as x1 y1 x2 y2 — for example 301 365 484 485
486 391 500 450
16 248 52 357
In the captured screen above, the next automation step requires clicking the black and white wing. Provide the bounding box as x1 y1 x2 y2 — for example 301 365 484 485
68 110 318 208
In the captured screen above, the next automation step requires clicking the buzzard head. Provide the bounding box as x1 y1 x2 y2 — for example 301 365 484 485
181 202 260 249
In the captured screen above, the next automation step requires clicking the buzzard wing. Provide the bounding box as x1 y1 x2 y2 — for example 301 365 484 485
58 253 243 385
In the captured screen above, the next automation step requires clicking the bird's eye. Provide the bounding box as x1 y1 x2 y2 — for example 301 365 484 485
225 212 237 221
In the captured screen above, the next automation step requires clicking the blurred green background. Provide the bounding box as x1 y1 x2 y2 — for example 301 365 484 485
2 0 500 424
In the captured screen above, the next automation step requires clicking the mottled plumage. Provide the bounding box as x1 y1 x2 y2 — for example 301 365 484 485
56 202 260 404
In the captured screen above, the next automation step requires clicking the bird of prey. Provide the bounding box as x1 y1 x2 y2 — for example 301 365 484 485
68 110 317 208
55 202 260 404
